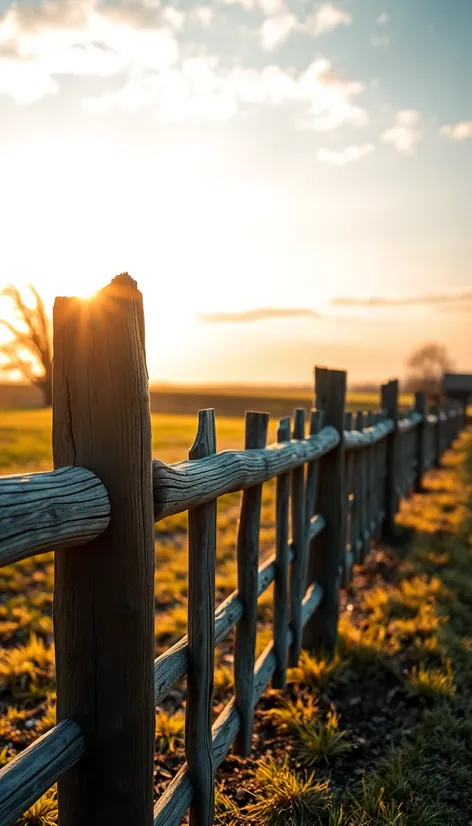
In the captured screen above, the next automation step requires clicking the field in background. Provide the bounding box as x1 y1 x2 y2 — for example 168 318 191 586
0 382 413 419
0 387 414 474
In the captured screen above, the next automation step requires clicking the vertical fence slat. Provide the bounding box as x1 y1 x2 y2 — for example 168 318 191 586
234 411 269 757
343 412 354 587
186 410 217 826
373 412 382 536
302 367 346 654
354 411 368 562
289 408 307 666
52 274 155 826
365 410 375 542
273 417 291 689
381 379 399 537
350 414 360 565
305 410 322 536
434 402 442 468
303 410 323 578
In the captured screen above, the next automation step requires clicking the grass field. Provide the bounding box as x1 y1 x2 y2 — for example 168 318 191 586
0 387 415 473
1 410 470 824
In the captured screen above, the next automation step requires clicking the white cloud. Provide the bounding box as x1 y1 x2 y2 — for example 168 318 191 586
439 121 472 141
317 143 374 165
0 57 58 103
306 4 352 36
258 2 352 50
193 6 215 27
2 0 97 35
260 12 298 49
100 0 184 30
381 109 422 153
219 0 255 9
376 12 390 25
258 0 285 16
85 56 368 130
0 0 367 131
297 60 368 130
371 35 390 48
0 0 182 103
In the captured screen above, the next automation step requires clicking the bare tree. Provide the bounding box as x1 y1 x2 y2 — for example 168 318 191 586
0 284 52 407
405 341 453 397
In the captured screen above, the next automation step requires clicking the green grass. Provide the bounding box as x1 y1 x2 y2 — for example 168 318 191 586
215 431 472 825
0 408 469 825
0 389 412 472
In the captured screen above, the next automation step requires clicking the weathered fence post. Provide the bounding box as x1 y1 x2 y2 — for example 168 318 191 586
273 417 291 690
234 411 269 756
433 402 442 468
187 410 217 826
381 379 399 536
342 412 354 588
302 367 346 654
289 408 307 667
414 391 427 492
53 275 155 826
354 411 368 562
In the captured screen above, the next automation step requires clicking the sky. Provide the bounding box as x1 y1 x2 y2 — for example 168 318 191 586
0 0 471 385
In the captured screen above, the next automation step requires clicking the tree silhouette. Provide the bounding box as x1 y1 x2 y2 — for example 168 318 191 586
405 342 453 397
0 284 52 407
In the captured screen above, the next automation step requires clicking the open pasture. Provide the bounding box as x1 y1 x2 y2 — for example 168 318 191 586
0 388 414 474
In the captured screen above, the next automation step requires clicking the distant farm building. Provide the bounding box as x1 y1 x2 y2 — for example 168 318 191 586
443 373 472 410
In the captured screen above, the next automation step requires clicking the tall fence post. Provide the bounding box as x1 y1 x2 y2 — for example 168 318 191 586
302 367 346 654
414 391 427 492
52 275 155 826
381 379 399 537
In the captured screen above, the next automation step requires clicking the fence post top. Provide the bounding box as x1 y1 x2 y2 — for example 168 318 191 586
313 367 347 433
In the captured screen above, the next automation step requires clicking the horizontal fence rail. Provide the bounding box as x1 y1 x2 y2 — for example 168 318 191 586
0 276 466 826
0 466 110 566
0 721 84 825
152 425 340 520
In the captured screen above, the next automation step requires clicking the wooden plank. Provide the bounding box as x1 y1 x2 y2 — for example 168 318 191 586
153 426 340 520
154 546 295 705
154 636 291 826
373 413 382 537
273 417 291 689
0 721 84 826
308 514 326 541
52 274 155 826
0 467 110 567
343 418 394 450
302 367 346 653
305 410 323 530
354 412 368 562
397 411 423 433
233 411 269 757
301 582 323 626
342 412 354 587
433 402 443 468
365 412 375 536
381 380 399 536
289 408 307 666
186 411 217 826
349 414 360 564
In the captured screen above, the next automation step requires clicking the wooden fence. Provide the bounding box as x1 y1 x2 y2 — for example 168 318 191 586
0 275 466 826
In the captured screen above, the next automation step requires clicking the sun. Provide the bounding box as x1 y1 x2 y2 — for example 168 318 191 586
74 283 100 299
